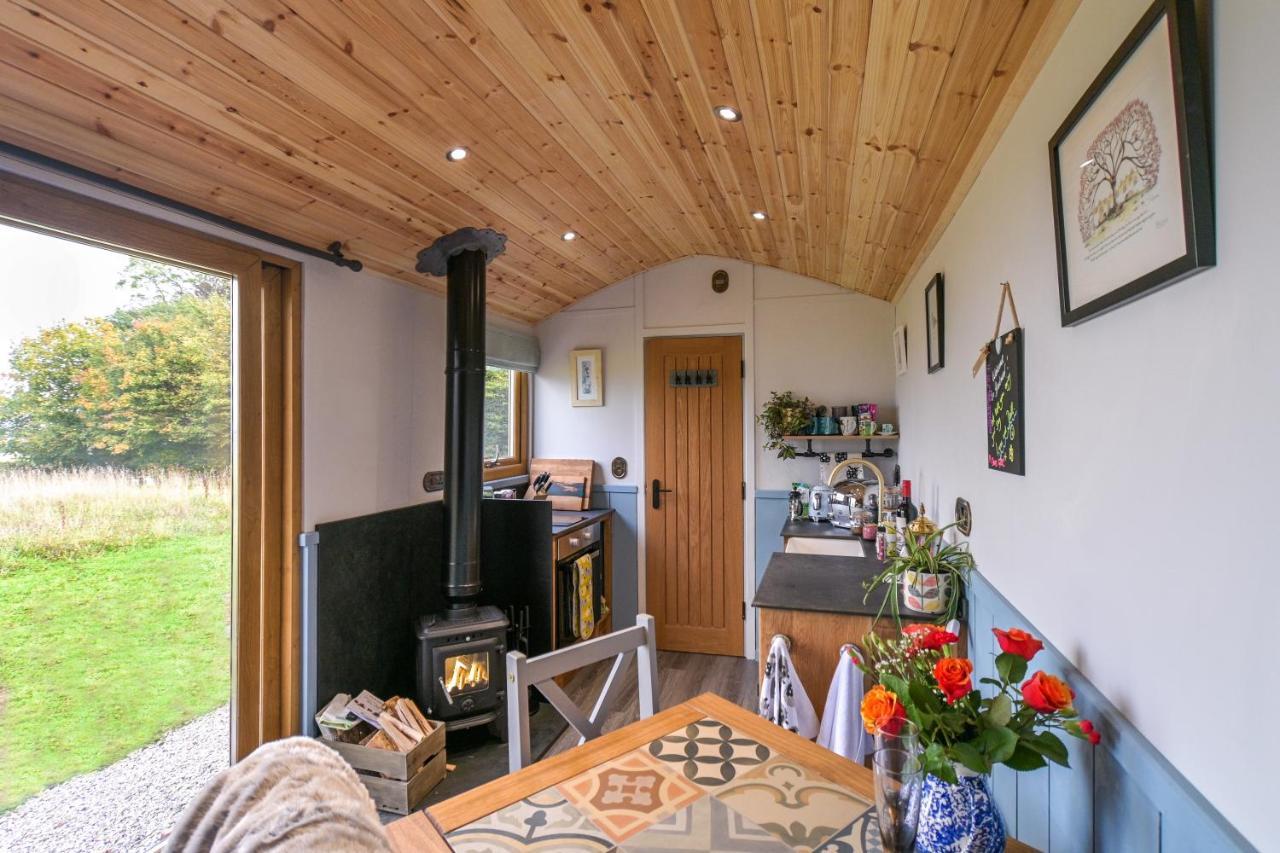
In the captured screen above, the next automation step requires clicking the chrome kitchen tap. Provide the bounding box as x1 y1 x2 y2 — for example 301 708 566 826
827 458 886 523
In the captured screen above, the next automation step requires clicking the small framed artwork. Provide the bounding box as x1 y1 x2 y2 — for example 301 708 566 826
892 325 908 376
570 348 603 407
925 273 945 373
1049 0 1213 327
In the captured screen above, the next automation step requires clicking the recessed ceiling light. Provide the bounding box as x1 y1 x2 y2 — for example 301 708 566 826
751 210 767 221
714 105 742 122
562 230 578 241
445 147 469 162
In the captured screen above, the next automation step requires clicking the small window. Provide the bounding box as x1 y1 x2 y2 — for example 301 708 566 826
483 366 529 481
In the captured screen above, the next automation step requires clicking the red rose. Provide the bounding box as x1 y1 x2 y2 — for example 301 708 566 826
1022 671 1075 714
993 627 1043 661
1079 719 1101 746
904 623 960 651
932 657 974 704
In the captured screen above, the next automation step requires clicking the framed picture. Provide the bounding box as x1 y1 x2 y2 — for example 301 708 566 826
892 325 908 377
925 273 944 373
570 348 603 407
1049 0 1213 327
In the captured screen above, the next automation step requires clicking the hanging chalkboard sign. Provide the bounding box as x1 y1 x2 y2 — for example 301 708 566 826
986 327 1024 475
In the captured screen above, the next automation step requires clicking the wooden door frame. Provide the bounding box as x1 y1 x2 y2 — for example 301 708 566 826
0 171 304 759
641 333 747 657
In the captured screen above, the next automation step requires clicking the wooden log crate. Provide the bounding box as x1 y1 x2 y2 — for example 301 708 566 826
317 696 447 815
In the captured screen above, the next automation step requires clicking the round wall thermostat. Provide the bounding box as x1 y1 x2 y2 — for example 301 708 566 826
611 457 628 479
711 269 729 293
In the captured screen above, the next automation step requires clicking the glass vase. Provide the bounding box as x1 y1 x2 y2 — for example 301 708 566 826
914 765 1006 853
872 748 922 852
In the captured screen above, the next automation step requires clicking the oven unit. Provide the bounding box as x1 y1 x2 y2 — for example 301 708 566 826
555 523 605 647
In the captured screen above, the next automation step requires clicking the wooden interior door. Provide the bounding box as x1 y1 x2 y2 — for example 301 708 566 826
644 336 744 656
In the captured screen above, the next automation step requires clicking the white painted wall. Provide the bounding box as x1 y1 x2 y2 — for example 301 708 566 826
892 0 1276 845
0 155 530 530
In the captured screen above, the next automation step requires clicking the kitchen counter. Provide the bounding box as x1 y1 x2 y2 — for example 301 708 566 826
549 507 613 537
752 551 893 616
779 518 863 541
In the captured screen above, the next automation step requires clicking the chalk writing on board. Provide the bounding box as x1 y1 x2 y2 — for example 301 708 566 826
986 328 1025 475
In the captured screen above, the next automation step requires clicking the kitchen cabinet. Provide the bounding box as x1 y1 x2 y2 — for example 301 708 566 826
753 532 965 715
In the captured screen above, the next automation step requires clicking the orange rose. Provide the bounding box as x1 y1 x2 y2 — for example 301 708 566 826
1022 671 1075 714
932 657 974 704
993 627 1043 661
861 684 906 734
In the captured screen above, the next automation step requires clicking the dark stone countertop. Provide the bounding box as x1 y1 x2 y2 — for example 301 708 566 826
780 518 864 540
550 507 613 538
751 551 895 617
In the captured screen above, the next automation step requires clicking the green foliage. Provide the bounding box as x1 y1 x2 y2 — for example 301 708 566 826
863 521 976 625
0 261 230 471
116 257 231 303
996 651 1028 685
484 367 513 461
757 391 814 460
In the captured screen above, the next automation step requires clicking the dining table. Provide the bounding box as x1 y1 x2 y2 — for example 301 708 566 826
385 691 1036 852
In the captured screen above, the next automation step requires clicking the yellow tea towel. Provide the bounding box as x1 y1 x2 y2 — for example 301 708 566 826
575 553 595 639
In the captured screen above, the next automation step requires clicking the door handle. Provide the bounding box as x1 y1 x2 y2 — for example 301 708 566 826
652 478 673 510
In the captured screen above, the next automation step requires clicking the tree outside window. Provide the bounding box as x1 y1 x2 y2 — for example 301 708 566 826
483 366 528 480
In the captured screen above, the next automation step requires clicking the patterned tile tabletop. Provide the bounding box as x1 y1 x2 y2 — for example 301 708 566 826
445 717 883 852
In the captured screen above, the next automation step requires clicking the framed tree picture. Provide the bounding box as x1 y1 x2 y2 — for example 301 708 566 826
1049 0 1213 326
925 273 944 373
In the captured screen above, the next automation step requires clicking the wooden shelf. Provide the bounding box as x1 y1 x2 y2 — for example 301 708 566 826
782 434 899 441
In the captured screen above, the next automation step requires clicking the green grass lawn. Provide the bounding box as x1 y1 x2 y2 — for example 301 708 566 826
0 532 231 810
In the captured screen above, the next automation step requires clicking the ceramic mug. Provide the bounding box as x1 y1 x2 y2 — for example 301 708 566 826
839 416 859 435
880 422 895 435
859 420 877 437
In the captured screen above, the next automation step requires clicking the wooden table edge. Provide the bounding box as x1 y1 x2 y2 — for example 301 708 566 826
386 691 1039 853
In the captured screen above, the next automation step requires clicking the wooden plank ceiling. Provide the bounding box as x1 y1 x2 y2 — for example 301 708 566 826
0 0 1071 322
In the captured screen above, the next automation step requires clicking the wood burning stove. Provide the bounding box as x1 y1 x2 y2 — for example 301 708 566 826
412 228 511 735
415 606 507 727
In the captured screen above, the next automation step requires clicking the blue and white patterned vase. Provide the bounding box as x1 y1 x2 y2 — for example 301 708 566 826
914 765 1006 853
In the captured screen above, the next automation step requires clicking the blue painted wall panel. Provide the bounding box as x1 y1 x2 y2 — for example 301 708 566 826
593 486 639 631
754 490 790 586
967 572 1250 852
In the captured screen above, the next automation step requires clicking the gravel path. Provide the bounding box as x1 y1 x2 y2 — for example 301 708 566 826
0 704 229 853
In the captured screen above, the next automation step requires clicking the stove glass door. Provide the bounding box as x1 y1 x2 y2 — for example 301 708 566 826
441 650 490 698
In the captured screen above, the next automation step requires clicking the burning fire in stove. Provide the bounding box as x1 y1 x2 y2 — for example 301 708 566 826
443 652 489 696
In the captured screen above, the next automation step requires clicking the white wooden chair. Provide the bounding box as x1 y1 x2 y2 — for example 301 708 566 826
506 613 659 772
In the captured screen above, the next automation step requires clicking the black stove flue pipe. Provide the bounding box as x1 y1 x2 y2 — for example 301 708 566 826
415 228 508 618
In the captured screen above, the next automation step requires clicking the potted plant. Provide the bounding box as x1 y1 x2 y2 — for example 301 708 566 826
757 391 814 460
865 519 974 624
857 624 1100 852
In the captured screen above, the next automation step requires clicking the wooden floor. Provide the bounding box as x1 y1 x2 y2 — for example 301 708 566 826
545 651 758 757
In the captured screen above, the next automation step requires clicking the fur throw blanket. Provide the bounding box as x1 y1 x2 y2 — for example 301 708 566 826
163 737 389 852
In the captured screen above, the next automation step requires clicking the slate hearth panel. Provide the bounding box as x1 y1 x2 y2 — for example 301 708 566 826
315 502 443 708
313 498 552 716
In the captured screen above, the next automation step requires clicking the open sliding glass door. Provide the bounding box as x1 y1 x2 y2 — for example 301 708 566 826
0 171 303 761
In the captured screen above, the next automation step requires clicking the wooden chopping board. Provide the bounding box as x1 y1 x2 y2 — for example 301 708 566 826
526 458 593 510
